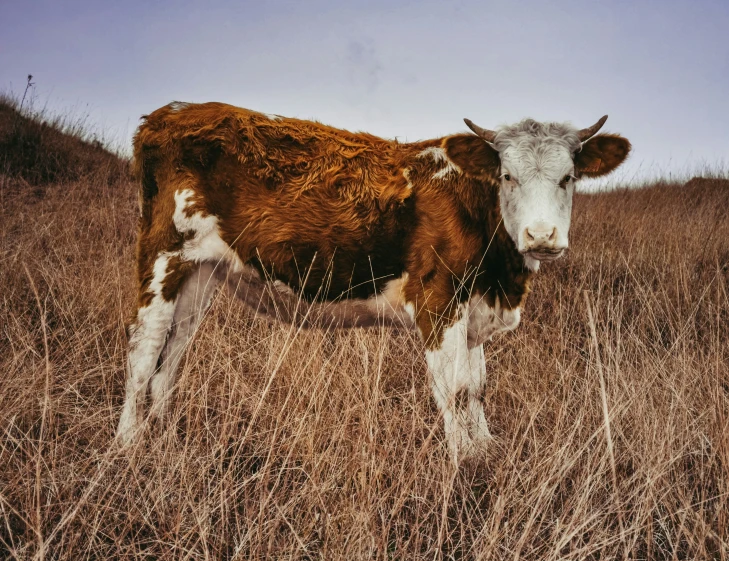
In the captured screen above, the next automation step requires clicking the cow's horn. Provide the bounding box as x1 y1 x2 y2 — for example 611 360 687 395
577 115 608 142
464 118 497 143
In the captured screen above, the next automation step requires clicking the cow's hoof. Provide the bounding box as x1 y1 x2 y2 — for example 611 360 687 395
447 420 493 466
469 419 493 449
446 424 481 466
114 414 142 448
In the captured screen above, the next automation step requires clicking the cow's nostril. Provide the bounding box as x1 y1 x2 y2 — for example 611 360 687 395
525 226 558 247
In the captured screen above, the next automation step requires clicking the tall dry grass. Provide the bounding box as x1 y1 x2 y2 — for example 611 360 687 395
0 94 127 190
1 104 728 559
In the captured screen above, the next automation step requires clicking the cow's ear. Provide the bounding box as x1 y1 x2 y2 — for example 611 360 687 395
574 134 631 178
443 134 500 179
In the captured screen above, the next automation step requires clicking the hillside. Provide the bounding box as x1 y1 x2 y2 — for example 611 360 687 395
0 96 127 188
0 109 728 560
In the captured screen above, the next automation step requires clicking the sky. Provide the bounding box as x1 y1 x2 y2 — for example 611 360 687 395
1 0 728 186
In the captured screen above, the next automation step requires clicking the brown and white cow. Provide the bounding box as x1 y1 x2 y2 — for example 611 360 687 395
116 102 630 463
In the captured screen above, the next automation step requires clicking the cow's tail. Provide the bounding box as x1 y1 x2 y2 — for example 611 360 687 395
131 115 162 229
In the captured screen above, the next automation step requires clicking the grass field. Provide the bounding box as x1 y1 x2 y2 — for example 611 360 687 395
1 98 728 559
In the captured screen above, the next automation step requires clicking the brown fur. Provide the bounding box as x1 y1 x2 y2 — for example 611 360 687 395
132 102 532 348
575 134 632 178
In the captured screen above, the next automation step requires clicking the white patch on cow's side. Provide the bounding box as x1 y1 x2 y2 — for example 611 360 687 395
168 101 189 112
425 304 492 463
417 146 462 180
403 168 413 189
264 113 282 121
417 146 449 163
173 189 246 273
116 253 177 444
432 162 461 180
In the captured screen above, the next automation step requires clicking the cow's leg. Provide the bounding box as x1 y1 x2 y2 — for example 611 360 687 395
116 253 189 445
462 342 492 447
425 307 491 464
149 262 221 420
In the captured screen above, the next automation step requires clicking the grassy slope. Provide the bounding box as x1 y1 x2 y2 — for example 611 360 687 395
0 102 728 560
0 96 126 187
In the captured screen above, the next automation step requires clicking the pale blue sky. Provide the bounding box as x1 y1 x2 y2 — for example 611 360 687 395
1 0 727 184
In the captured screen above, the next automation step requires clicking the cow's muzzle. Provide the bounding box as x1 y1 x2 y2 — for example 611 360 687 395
521 226 566 261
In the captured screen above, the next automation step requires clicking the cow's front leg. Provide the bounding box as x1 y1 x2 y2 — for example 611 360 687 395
424 306 491 464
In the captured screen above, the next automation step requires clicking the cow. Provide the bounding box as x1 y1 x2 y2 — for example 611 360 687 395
115 102 630 464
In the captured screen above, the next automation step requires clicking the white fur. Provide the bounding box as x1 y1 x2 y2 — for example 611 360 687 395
523 254 541 272
402 168 413 189
432 163 460 180
499 148 574 254
149 262 220 419
117 190 247 443
365 273 414 325
417 146 449 163
492 120 582 261
174 189 246 272
417 146 462 180
403 302 416 324
420 295 522 462
466 294 521 348
426 304 491 463
168 101 189 112
116 254 177 444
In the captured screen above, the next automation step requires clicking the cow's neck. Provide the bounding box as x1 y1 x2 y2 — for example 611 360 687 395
450 174 534 311
395 140 534 311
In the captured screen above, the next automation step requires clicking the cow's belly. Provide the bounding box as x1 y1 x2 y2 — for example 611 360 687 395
466 294 521 348
218 263 519 341
223 265 415 329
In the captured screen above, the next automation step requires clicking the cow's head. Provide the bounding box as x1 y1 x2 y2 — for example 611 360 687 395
457 116 630 268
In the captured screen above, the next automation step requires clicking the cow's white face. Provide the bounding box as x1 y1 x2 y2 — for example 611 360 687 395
498 140 575 262
459 116 631 270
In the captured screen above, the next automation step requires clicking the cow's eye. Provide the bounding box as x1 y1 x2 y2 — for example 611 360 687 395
560 175 572 188
503 174 511 181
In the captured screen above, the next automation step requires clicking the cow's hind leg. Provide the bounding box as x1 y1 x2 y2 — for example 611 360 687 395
149 262 220 420
116 253 191 445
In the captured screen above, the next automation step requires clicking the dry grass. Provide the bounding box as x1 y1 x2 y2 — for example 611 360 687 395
1 106 728 560
0 95 127 189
